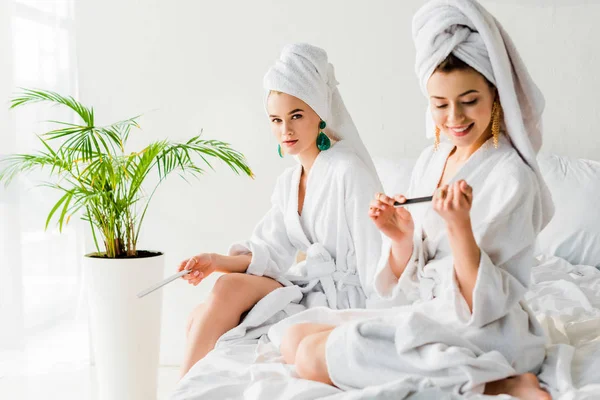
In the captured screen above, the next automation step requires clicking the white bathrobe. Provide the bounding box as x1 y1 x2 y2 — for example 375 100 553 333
268 135 548 396
215 139 382 346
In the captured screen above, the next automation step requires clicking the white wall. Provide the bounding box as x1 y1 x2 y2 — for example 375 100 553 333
73 0 600 365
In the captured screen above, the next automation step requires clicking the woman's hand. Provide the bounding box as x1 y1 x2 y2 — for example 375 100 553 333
433 180 473 228
178 253 217 286
369 192 414 245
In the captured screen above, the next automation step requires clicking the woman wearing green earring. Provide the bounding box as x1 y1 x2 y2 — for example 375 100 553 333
316 120 331 151
174 43 384 383
277 118 330 158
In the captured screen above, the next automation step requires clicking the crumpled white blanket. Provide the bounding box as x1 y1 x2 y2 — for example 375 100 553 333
171 254 600 400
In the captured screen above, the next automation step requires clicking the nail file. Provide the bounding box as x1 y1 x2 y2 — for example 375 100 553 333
137 269 191 298
393 195 433 207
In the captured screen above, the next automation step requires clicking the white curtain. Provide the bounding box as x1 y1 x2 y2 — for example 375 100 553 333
0 0 87 377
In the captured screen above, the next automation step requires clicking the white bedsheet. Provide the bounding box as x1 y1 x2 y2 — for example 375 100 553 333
172 255 600 400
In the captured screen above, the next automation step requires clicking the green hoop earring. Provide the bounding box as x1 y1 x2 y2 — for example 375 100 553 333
277 144 284 158
316 120 330 151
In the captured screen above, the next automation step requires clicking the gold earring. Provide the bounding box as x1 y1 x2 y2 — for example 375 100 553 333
434 126 440 151
492 100 502 148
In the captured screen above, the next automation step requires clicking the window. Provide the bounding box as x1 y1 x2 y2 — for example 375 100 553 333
1 0 88 375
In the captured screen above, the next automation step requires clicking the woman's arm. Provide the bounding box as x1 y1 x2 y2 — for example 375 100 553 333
434 180 479 311
446 217 480 311
213 253 252 273
182 173 297 285
388 239 415 280
370 193 416 280
178 253 252 285
435 161 540 327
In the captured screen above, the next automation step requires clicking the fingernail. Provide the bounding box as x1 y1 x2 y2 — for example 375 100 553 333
194 271 200 276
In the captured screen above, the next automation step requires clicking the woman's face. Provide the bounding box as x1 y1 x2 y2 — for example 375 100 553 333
267 92 321 157
427 68 496 150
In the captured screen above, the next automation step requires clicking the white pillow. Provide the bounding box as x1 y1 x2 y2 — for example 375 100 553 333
536 154 600 268
373 157 416 196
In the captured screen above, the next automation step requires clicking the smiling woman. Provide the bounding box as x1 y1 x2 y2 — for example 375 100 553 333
428 53 499 152
271 1 554 398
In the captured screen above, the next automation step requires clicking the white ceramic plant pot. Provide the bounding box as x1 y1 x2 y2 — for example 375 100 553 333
83 252 165 400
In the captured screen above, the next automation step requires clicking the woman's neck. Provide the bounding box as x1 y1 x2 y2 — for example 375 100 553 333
452 130 493 163
298 146 321 175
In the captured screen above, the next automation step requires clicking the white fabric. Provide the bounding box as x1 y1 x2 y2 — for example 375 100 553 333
263 43 379 182
267 135 548 396
536 154 600 268
374 153 600 270
171 255 600 400
373 157 416 197
213 141 382 346
172 152 600 399
413 0 554 229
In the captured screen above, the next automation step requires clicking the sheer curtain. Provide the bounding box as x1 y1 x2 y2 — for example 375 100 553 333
0 0 87 378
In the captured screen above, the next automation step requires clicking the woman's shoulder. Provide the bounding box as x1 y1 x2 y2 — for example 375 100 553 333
415 144 437 167
475 144 540 216
489 143 537 188
325 141 379 182
268 165 299 205
405 144 440 181
273 164 299 188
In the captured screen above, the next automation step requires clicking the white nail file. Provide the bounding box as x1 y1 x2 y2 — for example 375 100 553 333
137 269 191 298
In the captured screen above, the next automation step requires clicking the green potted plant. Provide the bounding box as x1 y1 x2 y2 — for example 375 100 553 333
0 89 253 400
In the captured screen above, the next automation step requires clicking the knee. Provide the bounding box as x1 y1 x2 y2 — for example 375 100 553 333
281 323 314 364
295 334 328 383
210 273 246 304
205 273 256 320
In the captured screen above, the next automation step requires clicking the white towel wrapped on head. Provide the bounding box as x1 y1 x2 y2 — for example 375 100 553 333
263 43 378 181
413 0 554 228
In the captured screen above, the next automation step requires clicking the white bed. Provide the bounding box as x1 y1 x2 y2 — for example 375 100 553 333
172 154 600 400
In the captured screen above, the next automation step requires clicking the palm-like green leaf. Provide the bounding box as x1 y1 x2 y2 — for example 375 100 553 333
1 88 253 258
0 152 69 185
11 88 95 127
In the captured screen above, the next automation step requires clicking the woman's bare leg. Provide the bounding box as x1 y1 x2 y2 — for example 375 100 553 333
294 329 335 385
484 373 552 400
292 334 553 395
280 323 335 364
179 273 282 378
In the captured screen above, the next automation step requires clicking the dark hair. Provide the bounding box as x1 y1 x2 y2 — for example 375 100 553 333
435 53 471 73
435 53 495 88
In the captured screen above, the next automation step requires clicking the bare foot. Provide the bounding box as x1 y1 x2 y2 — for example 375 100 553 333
485 373 552 400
